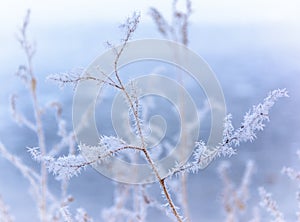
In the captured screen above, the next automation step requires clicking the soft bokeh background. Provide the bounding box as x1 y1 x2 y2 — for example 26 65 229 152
0 0 300 221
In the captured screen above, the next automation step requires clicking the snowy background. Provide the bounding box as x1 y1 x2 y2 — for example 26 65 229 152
0 0 300 221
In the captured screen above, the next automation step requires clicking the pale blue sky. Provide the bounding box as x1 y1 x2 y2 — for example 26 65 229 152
1 0 300 28
1 0 299 81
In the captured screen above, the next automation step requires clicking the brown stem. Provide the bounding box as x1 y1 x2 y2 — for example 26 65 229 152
19 12 48 221
181 174 191 222
30 70 48 222
160 179 183 222
109 14 182 220
116 75 182 221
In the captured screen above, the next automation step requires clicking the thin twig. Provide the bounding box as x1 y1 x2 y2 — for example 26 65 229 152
17 10 48 222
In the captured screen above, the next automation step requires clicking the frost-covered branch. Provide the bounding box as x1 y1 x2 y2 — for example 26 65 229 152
60 206 94 222
0 142 40 194
258 187 285 222
47 68 83 89
75 208 94 222
9 94 36 131
44 101 76 156
16 9 35 83
167 89 288 177
149 0 192 45
0 195 14 222
115 11 140 67
218 161 255 222
29 136 143 180
148 7 171 38
47 13 140 93
282 150 300 182
102 184 136 222
281 150 300 220
60 206 73 222
0 142 61 220
47 68 122 91
16 10 50 221
225 89 288 146
282 166 300 182
150 2 193 220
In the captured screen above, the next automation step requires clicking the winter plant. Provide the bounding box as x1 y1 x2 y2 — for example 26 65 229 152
0 1 290 222
254 151 300 222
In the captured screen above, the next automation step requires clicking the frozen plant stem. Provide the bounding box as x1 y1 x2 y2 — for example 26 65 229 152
114 33 182 222
123 88 182 222
106 12 182 221
149 1 193 220
50 12 184 221
0 195 14 222
17 10 48 222
259 187 285 222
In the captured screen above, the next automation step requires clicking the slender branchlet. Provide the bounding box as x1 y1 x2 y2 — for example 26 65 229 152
164 89 288 179
110 12 182 221
112 14 182 220
149 0 192 45
101 183 161 222
0 9 81 221
0 195 14 222
258 187 285 222
218 161 255 221
16 10 49 221
75 208 93 222
9 94 36 131
282 150 300 220
102 184 131 222
28 141 145 180
149 2 193 220
59 206 93 222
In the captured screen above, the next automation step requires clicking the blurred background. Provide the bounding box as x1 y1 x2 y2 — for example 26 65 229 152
0 0 300 221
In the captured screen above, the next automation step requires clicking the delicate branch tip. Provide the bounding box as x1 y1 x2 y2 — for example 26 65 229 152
259 187 285 222
47 68 84 90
